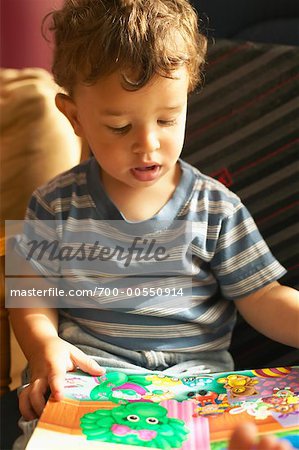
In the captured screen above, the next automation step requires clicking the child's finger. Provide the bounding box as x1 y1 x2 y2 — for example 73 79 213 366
19 386 38 420
28 378 48 417
71 347 106 375
47 370 66 401
229 422 294 450
46 346 73 400
275 441 294 450
19 379 48 420
228 422 257 450
257 437 293 450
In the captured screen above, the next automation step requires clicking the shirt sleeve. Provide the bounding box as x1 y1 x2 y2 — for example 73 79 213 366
15 188 61 278
210 201 287 300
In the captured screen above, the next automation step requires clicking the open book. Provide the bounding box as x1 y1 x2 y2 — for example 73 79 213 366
26 366 299 449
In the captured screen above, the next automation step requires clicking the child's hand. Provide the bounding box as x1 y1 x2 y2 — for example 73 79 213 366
19 336 105 420
228 422 293 450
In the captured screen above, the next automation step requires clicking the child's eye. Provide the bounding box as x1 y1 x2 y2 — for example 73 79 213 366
107 124 131 134
158 119 177 127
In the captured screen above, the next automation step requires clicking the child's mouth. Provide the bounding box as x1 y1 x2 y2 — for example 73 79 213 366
131 164 161 181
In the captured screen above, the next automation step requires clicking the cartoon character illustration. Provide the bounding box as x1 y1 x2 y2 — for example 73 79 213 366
217 374 259 397
181 375 214 388
143 389 175 403
262 396 286 407
273 386 298 403
260 386 299 415
269 388 298 413
146 374 182 387
188 389 218 406
193 398 231 417
274 402 299 416
80 401 189 449
190 390 231 417
90 372 152 404
229 400 273 420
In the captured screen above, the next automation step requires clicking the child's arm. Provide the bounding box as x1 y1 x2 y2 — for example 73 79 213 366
9 307 104 420
235 281 299 348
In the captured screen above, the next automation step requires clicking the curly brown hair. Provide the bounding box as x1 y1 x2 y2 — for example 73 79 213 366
43 0 207 95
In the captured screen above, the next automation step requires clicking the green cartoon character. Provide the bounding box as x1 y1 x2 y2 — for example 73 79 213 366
80 401 189 449
90 371 152 404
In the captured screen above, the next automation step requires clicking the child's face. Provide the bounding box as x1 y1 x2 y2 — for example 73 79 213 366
58 67 189 191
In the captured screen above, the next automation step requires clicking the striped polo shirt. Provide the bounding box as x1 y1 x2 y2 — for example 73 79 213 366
19 157 286 353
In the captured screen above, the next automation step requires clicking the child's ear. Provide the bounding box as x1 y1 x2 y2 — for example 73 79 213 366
55 93 84 137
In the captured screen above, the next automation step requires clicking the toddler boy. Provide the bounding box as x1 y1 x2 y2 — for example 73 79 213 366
9 1 298 449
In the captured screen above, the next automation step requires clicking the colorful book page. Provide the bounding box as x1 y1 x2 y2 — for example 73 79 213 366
26 366 299 450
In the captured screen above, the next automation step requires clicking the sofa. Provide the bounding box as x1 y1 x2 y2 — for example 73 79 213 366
192 0 299 46
0 67 83 449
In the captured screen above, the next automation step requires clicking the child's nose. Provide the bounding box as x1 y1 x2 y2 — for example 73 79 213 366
132 129 160 154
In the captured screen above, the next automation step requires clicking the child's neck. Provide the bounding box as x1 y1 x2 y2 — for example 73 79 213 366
102 164 181 222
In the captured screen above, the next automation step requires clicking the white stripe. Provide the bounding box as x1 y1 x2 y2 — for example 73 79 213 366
190 243 213 261
196 300 230 325
215 240 270 276
188 198 236 216
74 319 211 338
50 195 96 212
172 334 232 352
216 217 257 251
222 261 285 297
42 171 87 194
